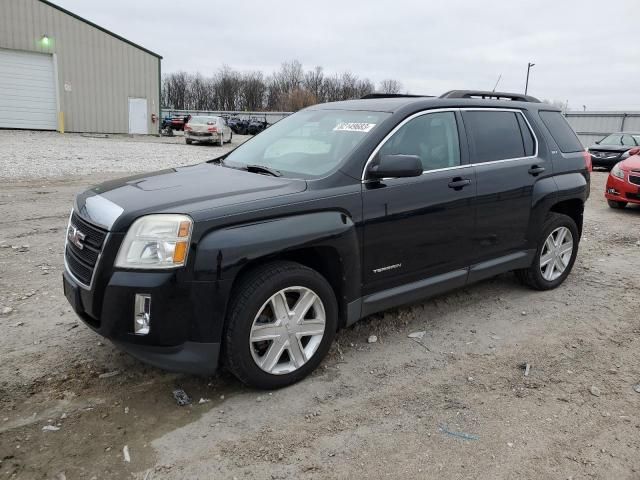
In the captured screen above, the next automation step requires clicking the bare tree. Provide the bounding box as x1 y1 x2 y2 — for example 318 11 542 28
303 66 324 101
162 61 402 112
241 71 266 111
378 79 403 94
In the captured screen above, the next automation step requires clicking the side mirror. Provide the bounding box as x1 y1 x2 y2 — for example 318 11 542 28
368 154 423 179
629 147 640 156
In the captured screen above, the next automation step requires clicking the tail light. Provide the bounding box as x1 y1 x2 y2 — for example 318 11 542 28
207 126 218 133
583 150 592 172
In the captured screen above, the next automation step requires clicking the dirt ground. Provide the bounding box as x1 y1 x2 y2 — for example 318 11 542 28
0 131 639 480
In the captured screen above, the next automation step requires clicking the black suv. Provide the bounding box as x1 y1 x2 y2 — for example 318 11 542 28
63 90 590 389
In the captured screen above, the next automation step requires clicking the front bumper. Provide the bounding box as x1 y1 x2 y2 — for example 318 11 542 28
591 154 621 168
605 174 640 205
62 266 225 375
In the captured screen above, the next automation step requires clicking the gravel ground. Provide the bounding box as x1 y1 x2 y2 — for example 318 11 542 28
0 132 639 479
0 130 248 179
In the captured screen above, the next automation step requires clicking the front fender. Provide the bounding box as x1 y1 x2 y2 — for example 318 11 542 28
194 211 361 317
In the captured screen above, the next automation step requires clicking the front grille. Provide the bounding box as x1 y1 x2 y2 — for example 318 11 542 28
629 174 640 186
65 212 108 286
591 151 619 159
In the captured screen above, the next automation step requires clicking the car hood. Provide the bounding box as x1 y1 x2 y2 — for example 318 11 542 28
74 163 307 231
588 144 630 153
621 155 640 171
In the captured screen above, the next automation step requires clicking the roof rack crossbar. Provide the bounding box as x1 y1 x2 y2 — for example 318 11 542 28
439 90 540 103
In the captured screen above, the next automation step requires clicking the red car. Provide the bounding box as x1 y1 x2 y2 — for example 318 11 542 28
605 147 640 208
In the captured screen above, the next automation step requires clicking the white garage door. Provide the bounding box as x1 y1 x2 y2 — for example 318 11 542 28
0 49 57 130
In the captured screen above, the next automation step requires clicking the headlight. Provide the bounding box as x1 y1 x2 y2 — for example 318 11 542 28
621 151 630 160
115 214 193 269
611 163 625 179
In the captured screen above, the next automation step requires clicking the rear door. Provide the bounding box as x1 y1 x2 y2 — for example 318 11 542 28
462 108 550 265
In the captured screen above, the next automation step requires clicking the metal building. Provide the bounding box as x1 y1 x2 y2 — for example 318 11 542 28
564 111 640 147
0 0 161 134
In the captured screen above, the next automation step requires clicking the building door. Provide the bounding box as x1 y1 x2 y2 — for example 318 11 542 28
0 48 57 130
128 98 147 134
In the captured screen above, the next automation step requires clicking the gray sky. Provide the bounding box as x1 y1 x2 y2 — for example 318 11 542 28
55 0 639 110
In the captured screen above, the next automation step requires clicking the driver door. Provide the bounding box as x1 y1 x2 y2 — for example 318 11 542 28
361 110 476 299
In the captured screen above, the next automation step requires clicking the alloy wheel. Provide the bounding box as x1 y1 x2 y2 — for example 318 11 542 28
249 286 326 375
539 226 574 281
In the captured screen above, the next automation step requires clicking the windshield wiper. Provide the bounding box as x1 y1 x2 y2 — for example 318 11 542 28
245 164 282 177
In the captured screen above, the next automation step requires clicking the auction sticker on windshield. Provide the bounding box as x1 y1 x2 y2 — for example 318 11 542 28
333 122 376 133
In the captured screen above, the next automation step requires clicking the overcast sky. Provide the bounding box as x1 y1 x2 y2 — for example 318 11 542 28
54 0 639 110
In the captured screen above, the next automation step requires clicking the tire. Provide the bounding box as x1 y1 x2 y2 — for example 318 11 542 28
223 261 338 389
515 212 579 291
226 131 233 144
185 138 192 145
607 200 627 209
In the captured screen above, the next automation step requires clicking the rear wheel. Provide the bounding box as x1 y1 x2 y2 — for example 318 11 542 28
516 212 579 291
223 261 337 389
607 200 627 209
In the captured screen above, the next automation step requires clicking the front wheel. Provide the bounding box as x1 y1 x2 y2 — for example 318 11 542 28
607 200 627 209
223 261 337 389
516 212 579 291
185 138 192 145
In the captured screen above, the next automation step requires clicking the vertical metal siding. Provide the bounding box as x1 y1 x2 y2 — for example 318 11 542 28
565 111 640 147
0 0 160 133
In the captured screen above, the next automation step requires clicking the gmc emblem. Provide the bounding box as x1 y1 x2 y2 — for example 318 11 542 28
67 225 86 250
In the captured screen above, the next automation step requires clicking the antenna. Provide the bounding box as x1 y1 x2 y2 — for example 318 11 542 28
492 74 502 92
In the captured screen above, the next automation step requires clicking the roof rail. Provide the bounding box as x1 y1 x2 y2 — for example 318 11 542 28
439 90 540 103
360 93 432 99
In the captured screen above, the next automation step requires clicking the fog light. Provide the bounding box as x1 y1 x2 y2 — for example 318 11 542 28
134 294 151 335
607 188 619 195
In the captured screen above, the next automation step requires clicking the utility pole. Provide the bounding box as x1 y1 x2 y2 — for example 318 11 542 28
525 62 535 95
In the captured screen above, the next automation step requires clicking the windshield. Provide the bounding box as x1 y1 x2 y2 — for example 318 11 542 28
599 134 623 145
224 109 390 178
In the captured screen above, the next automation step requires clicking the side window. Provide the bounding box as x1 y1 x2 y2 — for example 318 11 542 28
516 114 536 156
463 111 526 162
378 111 461 171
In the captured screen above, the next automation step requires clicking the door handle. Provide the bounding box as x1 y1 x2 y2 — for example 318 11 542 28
448 177 471 190
528 165 545 176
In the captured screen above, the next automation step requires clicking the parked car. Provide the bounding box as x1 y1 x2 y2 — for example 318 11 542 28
605 147 640 209
588 132 640 169
184 115 232 146
62 90 590 389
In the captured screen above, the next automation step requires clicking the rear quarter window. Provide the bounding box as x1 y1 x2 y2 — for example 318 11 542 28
539 111 584 153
